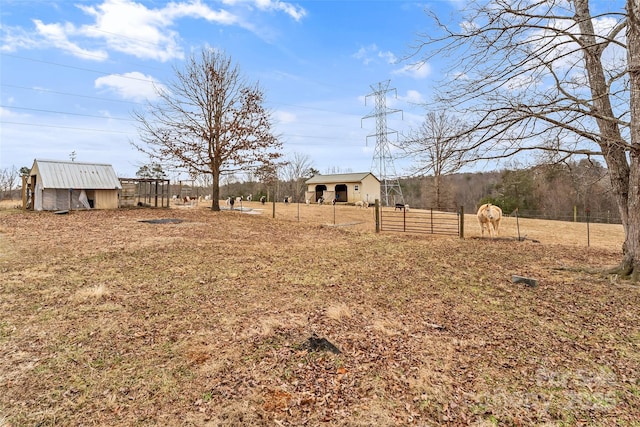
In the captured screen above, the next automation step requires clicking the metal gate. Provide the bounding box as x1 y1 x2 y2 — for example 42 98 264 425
378 206 463 237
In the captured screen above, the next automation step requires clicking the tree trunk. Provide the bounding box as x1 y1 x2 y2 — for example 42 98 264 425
210 169 221 211
619 0 640 280
575 0 639 280
435 174 441 209
618 179 640 280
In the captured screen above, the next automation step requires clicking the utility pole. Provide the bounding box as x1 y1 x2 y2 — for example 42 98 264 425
362 80 404 207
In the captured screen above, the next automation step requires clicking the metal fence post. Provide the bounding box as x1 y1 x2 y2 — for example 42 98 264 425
333 202 336 225
515 207 521 241
586 208 590 247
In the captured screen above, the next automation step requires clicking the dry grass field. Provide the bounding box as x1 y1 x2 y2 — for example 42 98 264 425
0 199 637 426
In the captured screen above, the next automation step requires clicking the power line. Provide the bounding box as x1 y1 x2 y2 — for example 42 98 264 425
0 84 143 105
1 53 158 83
0 121 132 134
1 105 136 121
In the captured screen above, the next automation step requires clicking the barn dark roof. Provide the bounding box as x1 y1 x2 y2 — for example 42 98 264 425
305 172 378 184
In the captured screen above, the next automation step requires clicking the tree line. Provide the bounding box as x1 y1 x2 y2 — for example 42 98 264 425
399 159 620 224
0 157 621 226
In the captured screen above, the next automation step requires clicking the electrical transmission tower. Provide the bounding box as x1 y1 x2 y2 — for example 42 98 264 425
362 80 404 207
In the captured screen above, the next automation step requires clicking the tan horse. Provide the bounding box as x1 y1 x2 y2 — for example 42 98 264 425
477 203 502 237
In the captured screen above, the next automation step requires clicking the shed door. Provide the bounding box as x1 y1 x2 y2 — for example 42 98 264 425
335 184 347 202
34 180 42 211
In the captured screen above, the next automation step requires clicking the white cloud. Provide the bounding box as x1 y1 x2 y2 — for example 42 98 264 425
0 106 28 119
94 72 165 101
459 19 478 35
77 0 212 61
378 50 397 64
274 110 297 124
2 0 307 62
220 0 306 20
518 13 626 94
352 44 377 65
33 20 109 60
352 44 397 65
0 26 40 53
398 89 425 105
253 0 307 21
392 62 431 79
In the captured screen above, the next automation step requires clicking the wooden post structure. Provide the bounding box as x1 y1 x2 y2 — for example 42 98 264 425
458 205 464 239
375 199 380 233
21 175 28 210
333 201 336 225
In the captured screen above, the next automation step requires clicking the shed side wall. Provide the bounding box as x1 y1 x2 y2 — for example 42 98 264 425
94 190 119 209
360 175 381 204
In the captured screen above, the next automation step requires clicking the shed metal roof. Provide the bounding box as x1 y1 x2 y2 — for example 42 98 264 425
32 159 122 190
305 172 378 184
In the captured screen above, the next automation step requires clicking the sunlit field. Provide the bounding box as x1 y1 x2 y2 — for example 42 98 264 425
0 200 636 426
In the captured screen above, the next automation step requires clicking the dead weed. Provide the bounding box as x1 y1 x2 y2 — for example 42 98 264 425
0 204 637 426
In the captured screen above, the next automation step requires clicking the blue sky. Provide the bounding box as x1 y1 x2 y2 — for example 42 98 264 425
1 0 460 180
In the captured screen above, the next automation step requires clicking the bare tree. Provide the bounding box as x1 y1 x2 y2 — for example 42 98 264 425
0 166 20 200
132 49 282 211
412 0 640 280
255 162 279 202
281 152 315 202
400 111 469 208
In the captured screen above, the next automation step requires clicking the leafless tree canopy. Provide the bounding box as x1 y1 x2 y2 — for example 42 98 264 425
415 0 627 160
132 49 282 211
281 152 315 202
411 0 640 279
400 111 469 208
401 111 469 175
0 166 20 199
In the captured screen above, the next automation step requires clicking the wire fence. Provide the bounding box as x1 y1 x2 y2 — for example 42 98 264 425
225 199 378 229
217 199 622 249
502 207 622 224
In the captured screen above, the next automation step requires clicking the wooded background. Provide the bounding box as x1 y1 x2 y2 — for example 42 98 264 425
218 159 619 224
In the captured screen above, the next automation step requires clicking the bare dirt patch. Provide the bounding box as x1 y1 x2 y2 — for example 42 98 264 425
0 202 637 426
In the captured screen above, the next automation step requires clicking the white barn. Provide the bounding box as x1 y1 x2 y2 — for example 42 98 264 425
305 172 380 204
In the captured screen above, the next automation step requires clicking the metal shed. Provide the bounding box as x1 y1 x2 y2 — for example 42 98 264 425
28 159 122 211
305 172 380 204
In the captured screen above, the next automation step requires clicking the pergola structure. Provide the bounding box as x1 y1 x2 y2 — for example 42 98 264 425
119 178 171 208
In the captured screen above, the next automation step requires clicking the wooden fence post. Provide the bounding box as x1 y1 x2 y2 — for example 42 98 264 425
375 199 380 233
21 175 28 210
586 208 590 247
459 205 464 238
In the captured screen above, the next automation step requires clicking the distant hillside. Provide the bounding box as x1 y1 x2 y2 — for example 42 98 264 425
397 161 620 223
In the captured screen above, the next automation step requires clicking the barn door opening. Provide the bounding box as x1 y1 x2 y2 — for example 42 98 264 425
315 185 327 201
335 184 347 203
